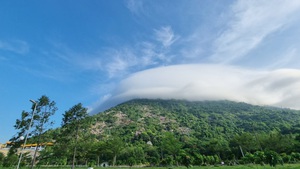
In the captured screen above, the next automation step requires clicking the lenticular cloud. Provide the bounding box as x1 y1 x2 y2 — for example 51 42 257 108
93 64 300 113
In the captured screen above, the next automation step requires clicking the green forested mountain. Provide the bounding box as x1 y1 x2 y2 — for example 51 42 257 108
76 99 300 166
8 99 300 167
92 99 300 140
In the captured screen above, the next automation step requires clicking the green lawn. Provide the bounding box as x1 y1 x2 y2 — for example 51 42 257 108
3 164 300 169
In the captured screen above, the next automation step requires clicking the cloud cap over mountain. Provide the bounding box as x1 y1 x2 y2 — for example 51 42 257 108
91 64 300 113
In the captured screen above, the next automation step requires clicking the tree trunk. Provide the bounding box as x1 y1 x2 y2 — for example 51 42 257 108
72 146 77 169
31 110 46 169
31 142 39 169
31 133 42 169
239 145 245 157
72 127 79 169
174 154 179 166
113 155 117 166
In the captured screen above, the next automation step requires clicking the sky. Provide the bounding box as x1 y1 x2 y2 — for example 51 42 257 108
1 0 300 143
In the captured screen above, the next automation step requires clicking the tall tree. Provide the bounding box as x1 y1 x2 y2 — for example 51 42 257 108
11 96 57 169
161 132 182 166
31 96 57 168
61 103 88 169
105 137 125 166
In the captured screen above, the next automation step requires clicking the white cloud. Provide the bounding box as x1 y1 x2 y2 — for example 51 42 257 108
267 48 298 69
97 26 179 78
211 0 300 63
125 0 144 15
105 49 136 77
88 94 112 114
49 47 103 73
154 26 178 48
91 64 300 114
49 25 181 80
0 40 29 55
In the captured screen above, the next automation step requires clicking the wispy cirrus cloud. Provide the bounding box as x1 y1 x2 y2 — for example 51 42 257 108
154 26 178 48
266 48 298 69
46 26 179 80
95 26 178 78
104 48 136 78
125 0 144 15
0 40 29 55
211 0 300 63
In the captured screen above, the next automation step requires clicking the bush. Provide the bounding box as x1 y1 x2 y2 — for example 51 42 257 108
0 152 4 166
2 154 18 167
265 150 283 167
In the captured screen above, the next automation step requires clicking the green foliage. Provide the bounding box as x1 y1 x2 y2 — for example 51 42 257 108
8 95 57 168
31 95 57 166
57 103 89 168
265 150 283 167
11 95 57 144
179 151 194 168
30 99 300 167
62 103 88 127
144 146 160 166
104 137 125 166
2 153 18 167
126 157 135 166
253 151 266 165
0 153 4 166
161 132 182 155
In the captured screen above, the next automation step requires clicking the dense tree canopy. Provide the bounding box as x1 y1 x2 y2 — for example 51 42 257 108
4 99 300 167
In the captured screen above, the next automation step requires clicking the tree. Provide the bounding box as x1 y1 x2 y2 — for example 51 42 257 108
30 96 57 168
121 145 146 165
127 157 136 167
0 152 4 166
179 151 193 168
206 137 230 159
260 131 294 154
93 141 107 166
51 128 71 165
193 153 204 165
253 151 266 165
144 146 160 166
61 103 88 169
11 110 34 149
265 150 282 167
3 152 18 167
105 137 125 166
3 148 31 167
230 133 261 157
161 132 182 166
11 95 57 169
37 146 55 165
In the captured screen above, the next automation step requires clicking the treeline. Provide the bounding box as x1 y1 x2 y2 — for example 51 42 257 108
2 98 300 167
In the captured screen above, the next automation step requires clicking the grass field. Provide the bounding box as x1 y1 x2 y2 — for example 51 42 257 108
2 164 300 169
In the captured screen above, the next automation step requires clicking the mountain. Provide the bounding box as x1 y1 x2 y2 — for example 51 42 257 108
32 99 300 166
91 99 300 140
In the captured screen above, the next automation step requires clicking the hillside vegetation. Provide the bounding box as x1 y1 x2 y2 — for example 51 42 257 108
93 99 300 140
85 99 300 166
4 99 300 167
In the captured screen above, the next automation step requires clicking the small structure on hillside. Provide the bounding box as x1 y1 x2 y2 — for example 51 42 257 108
146 141 153 146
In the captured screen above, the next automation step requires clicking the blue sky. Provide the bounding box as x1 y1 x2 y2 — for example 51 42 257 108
1 0 300 143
